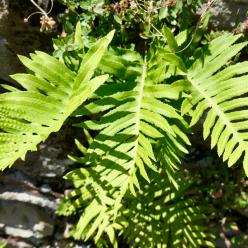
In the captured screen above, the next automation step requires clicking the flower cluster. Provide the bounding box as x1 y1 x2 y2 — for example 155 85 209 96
40 16 56 32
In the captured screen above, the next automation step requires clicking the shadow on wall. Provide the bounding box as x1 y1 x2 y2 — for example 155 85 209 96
0 0 53 83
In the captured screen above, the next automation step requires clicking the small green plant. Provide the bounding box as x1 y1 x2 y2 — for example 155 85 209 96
55 0 202 48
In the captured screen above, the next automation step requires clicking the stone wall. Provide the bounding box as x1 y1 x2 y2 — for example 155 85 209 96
0 128 78 247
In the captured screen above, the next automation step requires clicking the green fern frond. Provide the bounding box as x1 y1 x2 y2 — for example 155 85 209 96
57 27 248 248
0 30 114 170
62 47 189 243
155 127 190 190
76 48 186 190
181 33 248 175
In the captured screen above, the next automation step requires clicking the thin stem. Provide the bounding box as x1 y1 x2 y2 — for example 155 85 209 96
133 0 217 54
47 0 54 15
156 0 217 54
199 0 217 23
24 11 42 22
29 0 48 18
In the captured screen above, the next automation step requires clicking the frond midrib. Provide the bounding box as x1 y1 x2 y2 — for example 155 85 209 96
189 76 246 148
119 60 147 196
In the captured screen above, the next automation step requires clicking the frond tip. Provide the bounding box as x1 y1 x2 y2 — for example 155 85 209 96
0 30 114 170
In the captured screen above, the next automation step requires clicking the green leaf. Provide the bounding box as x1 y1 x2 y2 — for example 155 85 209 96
159 7 168 20
74 21 84 46
163 25 179 52
0 242 6 248
121 177 215 248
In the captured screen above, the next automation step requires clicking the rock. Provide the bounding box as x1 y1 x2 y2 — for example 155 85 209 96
0 191 57 210
0 171 57 242
15 143 74 183
0 237 33 248
199 0 248 30
0 124 79 245
40 184 52 193
0 200 54 239
33 221 54 238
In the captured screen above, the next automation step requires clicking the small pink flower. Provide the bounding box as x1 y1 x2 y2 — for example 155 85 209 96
61 30 67 38
40 16 56 32
244 19 248 30
123 0 129 8
112 2 121 12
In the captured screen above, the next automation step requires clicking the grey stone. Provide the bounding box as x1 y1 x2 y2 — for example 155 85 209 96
15 143 74 181
0 237 33 248
0 128 77 245
0 200 54 239
199 0 248 30
0 170 37 190
40 184 52 193
0 191 57 210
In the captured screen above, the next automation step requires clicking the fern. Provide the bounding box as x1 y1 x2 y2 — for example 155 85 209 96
57 46 206 246
0 30 114 170
60 150 215 247
1 23 247 247
58 29 248 247
181 33 248 175
75 47 189 191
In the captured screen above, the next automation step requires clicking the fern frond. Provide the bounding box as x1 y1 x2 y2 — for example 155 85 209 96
181 33 248 175
0 30 114 170
64 47 189 243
